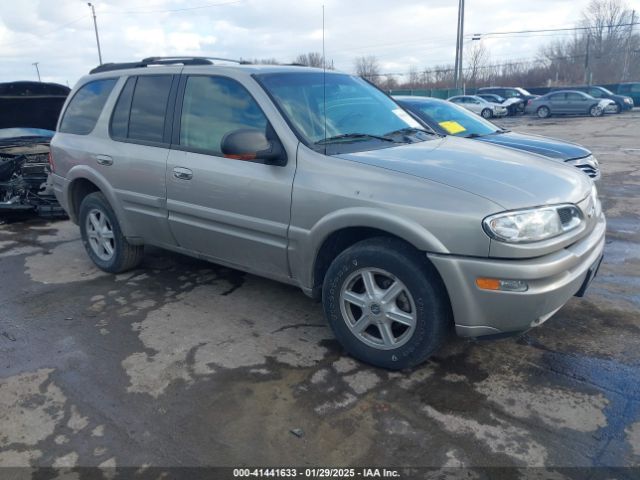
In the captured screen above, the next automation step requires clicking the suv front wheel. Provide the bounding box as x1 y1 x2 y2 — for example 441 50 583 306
322 237 451 369
79 192 144 273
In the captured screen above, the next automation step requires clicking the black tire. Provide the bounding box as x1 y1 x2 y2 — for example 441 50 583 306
589 105 603 117
79 192 144 273
537 106 550 118
481 108 493 119
322 237 452 370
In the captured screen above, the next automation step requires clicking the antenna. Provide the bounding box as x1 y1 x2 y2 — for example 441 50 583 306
322 4 327 150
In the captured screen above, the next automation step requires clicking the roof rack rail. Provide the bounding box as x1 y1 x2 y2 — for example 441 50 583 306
89 56 251 74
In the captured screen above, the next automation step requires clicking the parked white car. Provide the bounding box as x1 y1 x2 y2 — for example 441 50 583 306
448 95 508 119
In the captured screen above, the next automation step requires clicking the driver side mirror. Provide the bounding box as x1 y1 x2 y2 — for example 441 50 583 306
221 129 287 166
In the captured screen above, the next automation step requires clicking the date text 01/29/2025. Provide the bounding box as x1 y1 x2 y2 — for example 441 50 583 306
232 468 401 478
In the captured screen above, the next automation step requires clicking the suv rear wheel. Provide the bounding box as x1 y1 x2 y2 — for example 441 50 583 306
79 192 144 273
322 237 451 369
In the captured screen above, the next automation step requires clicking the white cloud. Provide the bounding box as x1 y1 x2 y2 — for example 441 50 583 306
0 0 611 86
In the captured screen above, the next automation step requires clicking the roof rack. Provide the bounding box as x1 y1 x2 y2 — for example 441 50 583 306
89 56 251 74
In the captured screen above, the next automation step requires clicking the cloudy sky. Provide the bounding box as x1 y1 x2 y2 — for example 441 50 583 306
1 0 637 86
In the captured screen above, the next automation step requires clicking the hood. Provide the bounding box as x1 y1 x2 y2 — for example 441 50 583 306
0 81 70 131
474 131 591 161
336 136 592 210
610 93 631 103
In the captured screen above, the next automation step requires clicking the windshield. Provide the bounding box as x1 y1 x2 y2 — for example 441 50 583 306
256 72 424 150
403 100 499 137
515 87 532 96
598 86 614 95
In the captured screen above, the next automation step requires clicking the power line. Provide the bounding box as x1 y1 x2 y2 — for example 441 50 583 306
0 14 89 48
103 0 243 15
468 21 640 39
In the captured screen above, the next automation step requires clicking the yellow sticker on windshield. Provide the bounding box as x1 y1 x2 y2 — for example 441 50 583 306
439 121 466 135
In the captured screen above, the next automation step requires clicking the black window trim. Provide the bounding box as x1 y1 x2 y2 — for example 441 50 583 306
108 73 179 148
171 73 286 166
59 77 119 136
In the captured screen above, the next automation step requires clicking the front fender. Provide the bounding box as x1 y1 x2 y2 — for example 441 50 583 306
288 207 449 290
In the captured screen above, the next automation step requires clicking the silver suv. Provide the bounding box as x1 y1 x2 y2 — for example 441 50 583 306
50 57 605 369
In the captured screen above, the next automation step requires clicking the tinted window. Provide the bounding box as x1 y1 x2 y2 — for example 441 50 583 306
59 79 117 134
128 75 173 143
179 76 268 155
549 93 565 101
110 77 136 138
567 92 585 100
589 88 603 98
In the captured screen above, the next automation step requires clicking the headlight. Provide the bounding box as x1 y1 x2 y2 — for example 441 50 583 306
624 98 632 104
483 204 583 243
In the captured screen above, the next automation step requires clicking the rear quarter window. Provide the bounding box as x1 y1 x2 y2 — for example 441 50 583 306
59 78 117 135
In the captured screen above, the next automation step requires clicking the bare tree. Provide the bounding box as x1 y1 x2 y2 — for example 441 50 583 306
354 55 380 83
294 52 323 67
465 42 490 87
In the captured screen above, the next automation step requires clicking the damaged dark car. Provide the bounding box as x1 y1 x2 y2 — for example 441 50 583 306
0 81 69 219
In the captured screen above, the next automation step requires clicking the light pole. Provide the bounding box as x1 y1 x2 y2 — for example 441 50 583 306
453 0 465 90
87 3 103 65
32 62 41 82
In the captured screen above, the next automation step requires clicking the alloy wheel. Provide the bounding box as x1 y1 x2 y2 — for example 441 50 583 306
85 208 115 262
339 268 417 350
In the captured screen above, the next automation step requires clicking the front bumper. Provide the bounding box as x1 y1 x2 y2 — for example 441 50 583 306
428 212 606 337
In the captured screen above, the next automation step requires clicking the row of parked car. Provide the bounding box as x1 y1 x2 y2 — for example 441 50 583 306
446 85 635 119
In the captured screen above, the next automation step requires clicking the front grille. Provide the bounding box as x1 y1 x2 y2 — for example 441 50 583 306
565 156 600 179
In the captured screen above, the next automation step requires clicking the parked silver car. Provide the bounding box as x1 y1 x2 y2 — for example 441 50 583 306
448 95 508 118
525 90 616 118
50 57 605 369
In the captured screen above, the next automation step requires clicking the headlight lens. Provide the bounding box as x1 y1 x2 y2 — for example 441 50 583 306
483 205 583 243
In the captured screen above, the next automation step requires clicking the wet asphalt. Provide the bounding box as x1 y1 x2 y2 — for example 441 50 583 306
0 112 639 478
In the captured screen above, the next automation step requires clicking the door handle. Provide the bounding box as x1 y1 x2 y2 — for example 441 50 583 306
95 154 113 166
173 167 193 180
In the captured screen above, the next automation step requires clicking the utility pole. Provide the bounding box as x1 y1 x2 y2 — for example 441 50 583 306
584 33 592 85
87 3 103 65
453 0 465 90
458 0 465 90
453 0 462 89
32 62 41 82
622 10 636 81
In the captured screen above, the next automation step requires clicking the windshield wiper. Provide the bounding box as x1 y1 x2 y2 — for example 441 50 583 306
315 133 396 145
383 127 437 137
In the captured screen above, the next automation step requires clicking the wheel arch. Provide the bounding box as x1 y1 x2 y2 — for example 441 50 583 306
65 166 136 239
303 208 449 298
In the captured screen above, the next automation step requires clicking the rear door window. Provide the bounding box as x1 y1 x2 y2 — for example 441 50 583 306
128 76 173 143
59 78 117 135
109 75 173 144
